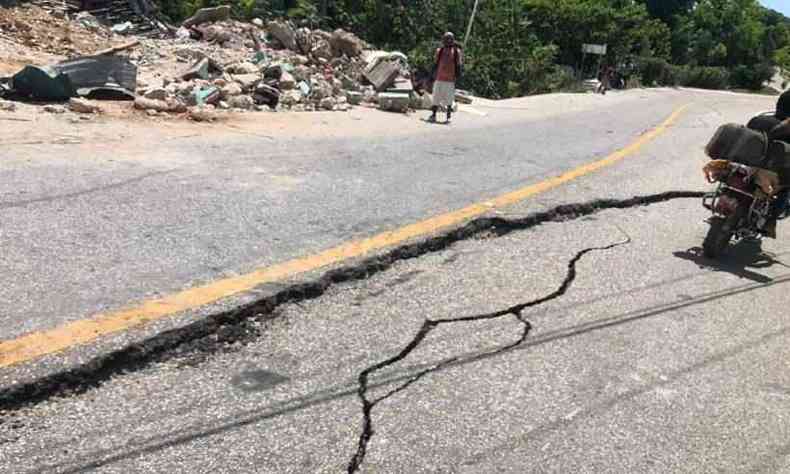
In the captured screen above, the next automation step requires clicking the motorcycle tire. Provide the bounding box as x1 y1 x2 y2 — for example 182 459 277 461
703 214 737 259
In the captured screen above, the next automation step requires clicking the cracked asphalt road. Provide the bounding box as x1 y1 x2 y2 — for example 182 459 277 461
2 89 790 473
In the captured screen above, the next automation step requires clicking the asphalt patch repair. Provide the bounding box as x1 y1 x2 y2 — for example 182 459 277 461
0 190 705 420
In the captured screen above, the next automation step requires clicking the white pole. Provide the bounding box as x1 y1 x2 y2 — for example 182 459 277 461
464 0 480 47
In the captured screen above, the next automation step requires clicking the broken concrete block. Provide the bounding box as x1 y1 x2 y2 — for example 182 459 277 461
0 100 17 112
182 58 210 81
320 97 336 110
188 106 218 122
254 83 280 108
455 90 473 104
221 83 243 99
194 87 221 106
346 91 363 105
295 27 313 55
134 97 187 114
330 29 364 57
267 21 298 52
252 18 264 28
312 39 333 61
279 71 296 90
183 5 231 28
144 88 169 101
228 95 254 110
363 60 400 92
68 98 102 114
378 92 410 113
226 62 259 75
233 74 261 92
280 90 303 106
43 105 66 114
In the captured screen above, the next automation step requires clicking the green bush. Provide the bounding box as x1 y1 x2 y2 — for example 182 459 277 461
729 63 775 90
678 66 729 89
635 57 677 86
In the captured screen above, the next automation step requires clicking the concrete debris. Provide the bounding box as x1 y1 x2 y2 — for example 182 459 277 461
188 105 218 121
228 94 254 110
346 91 363 105
111 22 134 35
220 82 243 98
0 6 429 119
330 29 365 58
226 62 259 75
182 58 211 81
144 88 169 101
279 71 296 90
0 100 17 112
364 60 401 92
320 96 336 110
68 98 102 114
75 12 101 32
378 92 410 113
134 96 187 113
456 90 473 104
183 5 232 28
267 20 298 52
233 74 261 91
42 104 66 114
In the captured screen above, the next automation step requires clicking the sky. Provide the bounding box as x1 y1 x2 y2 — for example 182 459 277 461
760 0 790 16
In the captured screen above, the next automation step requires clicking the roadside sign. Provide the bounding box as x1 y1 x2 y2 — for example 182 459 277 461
582 44 607 55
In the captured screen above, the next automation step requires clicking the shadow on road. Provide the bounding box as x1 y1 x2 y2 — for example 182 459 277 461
673 240 790 283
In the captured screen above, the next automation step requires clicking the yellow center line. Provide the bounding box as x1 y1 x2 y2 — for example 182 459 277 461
0 104 689 368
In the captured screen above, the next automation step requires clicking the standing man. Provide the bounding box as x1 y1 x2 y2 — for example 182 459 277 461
428 32 463 124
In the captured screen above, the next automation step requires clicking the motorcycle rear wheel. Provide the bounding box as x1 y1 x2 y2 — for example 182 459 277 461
703 215 737 259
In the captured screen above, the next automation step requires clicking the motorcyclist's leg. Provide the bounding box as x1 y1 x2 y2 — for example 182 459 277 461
764 189 789 238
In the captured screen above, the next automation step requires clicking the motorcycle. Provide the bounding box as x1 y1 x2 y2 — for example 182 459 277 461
701 160 780 258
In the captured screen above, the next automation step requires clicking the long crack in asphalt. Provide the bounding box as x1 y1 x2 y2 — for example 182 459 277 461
346 237 631 473
0 191 705 416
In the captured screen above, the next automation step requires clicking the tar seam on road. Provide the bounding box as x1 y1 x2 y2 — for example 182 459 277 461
0 191 704 416
347 236 631 473
0 104 689 369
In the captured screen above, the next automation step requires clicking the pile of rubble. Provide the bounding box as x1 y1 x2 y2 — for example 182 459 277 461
0 5 117 56
0 4 435 120
130 13 415 117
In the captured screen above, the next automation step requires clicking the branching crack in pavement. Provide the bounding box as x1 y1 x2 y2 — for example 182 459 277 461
346 237 631 473
0 191 704 415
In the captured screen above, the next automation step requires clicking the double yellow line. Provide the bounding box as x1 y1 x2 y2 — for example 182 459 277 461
0 104 689 368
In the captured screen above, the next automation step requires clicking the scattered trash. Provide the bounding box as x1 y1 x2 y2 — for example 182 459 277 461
111 22 134 35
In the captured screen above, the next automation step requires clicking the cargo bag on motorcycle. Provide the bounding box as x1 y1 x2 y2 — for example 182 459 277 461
705 123 770 167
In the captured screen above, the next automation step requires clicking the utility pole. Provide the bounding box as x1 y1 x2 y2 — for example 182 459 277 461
463 0 480 48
